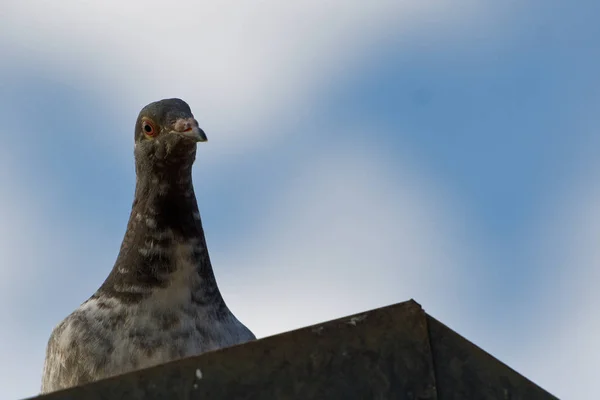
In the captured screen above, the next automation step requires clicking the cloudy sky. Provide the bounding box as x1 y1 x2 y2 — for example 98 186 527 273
1 1 598 399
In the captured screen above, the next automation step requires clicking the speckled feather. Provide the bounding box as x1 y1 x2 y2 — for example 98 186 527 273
40 99 255 394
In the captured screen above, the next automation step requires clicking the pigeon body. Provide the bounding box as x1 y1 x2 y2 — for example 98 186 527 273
41 99 255 393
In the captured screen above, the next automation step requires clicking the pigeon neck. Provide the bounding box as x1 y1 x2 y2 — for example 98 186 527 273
134 165 198 224
98 166 225 309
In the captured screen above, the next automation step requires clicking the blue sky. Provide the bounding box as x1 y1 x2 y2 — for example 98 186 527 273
1 1 599 399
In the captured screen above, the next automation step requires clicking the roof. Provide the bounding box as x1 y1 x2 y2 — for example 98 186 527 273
29 300 557 400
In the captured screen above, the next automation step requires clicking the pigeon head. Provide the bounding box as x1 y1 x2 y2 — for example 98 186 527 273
134 98 207 170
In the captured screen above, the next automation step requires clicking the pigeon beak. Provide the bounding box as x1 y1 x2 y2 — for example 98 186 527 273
171 118 207 142
179 126 207 142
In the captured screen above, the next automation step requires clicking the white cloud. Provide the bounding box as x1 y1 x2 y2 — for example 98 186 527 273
508 166 600 399
0 152 70 398
215 137 475 337
1 0 490 159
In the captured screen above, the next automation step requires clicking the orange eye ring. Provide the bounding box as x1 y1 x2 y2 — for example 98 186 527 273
142 120 157 137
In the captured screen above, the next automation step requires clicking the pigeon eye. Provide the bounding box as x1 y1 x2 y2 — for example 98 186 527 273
142 120 156 137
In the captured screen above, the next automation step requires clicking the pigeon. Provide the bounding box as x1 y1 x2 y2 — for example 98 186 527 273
40 98 255 393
